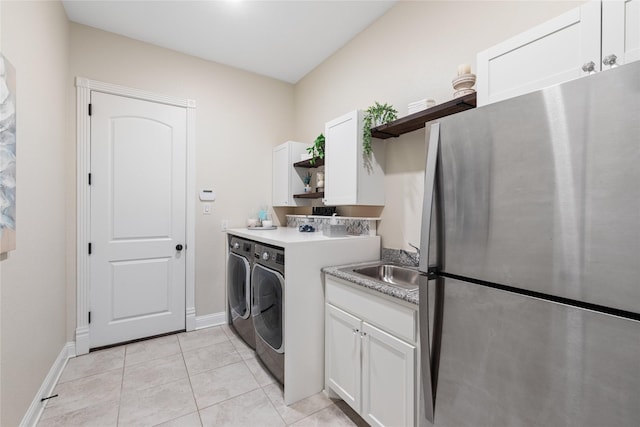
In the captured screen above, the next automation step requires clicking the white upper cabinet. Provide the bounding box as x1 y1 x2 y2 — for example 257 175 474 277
323 110 385 206
477 0 639 106
602 0 640 65
272 141 311 207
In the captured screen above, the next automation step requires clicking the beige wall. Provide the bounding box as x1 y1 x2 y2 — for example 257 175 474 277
0 1 69 425
294 1 580 250
67 23 295 337
0 1 585 423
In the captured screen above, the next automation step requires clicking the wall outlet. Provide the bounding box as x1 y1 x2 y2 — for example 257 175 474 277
221 219 228 231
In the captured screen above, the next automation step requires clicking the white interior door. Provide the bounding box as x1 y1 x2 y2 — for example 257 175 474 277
90 91 187 348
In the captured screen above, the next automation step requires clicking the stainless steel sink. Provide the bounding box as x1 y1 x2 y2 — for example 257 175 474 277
351 263 422 291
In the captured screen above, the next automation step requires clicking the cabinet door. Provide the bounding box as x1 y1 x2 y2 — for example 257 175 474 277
272 143 289 206
325 303 362 412
602 0 640 66
324 110 359 205
361 322 416 427
477 0 601 106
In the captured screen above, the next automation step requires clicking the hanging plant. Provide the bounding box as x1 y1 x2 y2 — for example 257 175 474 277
363 102 398 156
306 133 325 165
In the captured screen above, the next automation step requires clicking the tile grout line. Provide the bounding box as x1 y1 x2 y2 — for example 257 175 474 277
222 325 290 425
241 357 289 425
188 359 263 410
121 335 183 369
116 346 126 426
183 327 268 416
177 330 206 426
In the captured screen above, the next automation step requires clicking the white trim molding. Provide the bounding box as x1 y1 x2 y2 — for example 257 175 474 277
20 342 76 427
195 312 227 330
75 77 197 355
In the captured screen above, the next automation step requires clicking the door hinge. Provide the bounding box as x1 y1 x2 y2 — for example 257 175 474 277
88 242 92 255
88 173 92 185
88 103 92 116
88 311 91 324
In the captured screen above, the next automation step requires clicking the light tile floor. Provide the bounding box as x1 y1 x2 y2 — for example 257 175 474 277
37 325 365 427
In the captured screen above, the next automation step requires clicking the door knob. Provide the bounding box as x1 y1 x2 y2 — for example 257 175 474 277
602 54 618 68
582 61 596 74
176 244 184 251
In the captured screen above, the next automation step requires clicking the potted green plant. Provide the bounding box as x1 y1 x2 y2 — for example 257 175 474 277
362 102 398 156
306 133 325 165
302 171 312 192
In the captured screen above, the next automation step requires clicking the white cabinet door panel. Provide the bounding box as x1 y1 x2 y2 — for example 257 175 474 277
272 143 289 206
324 110 385 206
602 0 640 65
326 303 362 411
477 1 601 106
324 111 359 205
362 322 415 427
272 141 311 207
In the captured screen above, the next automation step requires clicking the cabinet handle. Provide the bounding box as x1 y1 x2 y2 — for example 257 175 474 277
361 331 367 337
582 61 596 74
352 328 359 335
602 54 618 68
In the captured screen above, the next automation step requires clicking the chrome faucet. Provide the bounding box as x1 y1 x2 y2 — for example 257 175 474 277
401 243 420 266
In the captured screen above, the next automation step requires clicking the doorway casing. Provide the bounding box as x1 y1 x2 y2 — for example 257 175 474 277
75 78 197 355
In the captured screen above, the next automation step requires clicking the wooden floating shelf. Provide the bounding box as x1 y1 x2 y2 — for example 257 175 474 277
293 158 324 168
293 191 324 199
371 92 477 140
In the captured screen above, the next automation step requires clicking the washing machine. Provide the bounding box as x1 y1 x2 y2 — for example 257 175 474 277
252 243 285 384
227 236 255 349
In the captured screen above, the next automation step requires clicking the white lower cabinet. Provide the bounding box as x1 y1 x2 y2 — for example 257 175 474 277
325 277 417 427
326 304 362 411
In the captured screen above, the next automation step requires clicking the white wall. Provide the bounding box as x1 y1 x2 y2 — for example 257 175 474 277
0 1 69 425
67 23 295 337
294 1 581 250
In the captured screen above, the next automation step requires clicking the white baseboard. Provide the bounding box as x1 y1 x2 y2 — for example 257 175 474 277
186 306 196 332
75 325 90 356
20 342 76 427
195 311 226 330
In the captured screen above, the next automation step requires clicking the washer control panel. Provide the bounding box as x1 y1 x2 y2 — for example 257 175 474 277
254 243 285 274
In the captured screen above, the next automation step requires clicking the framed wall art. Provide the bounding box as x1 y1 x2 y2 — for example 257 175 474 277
0 53 16 253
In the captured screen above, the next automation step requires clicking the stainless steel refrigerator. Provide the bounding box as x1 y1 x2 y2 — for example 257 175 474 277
418 61 640 427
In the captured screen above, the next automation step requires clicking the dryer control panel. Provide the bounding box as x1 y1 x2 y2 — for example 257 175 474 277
230 236 255 258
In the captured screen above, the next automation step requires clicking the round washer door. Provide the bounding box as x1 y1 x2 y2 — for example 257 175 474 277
251 264 284 353
227 252 251 320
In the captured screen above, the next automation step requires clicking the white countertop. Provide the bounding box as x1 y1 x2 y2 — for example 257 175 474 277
227 227 375 246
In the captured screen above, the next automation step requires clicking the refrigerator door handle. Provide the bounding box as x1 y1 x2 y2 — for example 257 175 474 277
418 122 441 424
419 122 440 274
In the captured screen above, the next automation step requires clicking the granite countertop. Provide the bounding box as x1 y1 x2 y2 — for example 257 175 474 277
323 249 421 306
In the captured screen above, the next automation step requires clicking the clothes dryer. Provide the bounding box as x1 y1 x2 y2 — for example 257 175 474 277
227 236 255 349
252 243 285 384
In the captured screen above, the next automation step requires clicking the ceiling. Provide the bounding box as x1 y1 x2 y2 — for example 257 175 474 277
62 0 397 84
